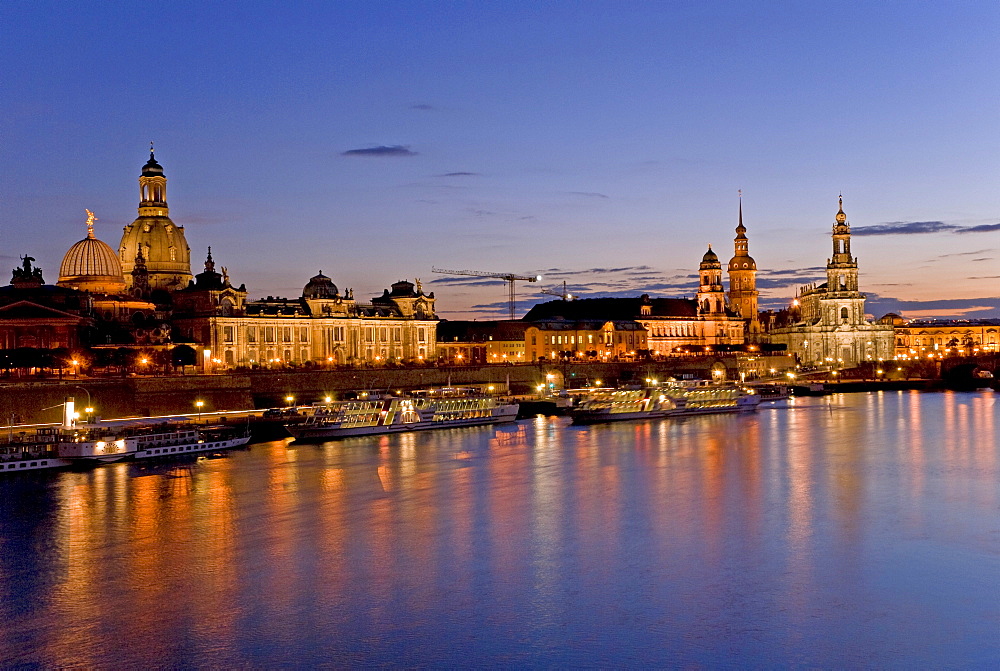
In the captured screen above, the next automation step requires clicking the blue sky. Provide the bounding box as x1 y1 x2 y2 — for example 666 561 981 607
2 1 998 319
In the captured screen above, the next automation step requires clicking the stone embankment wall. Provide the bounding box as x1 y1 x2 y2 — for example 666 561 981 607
0 355 791 424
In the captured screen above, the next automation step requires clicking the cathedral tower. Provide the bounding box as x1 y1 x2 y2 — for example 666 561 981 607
827 195 859 293
697 246 726 315
727 193 760 336
119 148 192 292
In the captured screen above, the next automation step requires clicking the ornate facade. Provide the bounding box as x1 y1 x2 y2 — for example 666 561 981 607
886 315 1000 358
768 198 894 366
172 273 438 368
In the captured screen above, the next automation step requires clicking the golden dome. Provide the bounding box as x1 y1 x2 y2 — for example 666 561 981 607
57 210 126 293
119 150 192 291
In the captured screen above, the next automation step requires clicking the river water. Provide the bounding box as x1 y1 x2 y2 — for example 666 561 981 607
0 391 997 667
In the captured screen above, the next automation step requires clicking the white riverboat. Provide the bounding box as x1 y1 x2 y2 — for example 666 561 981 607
286 389 519 441
58 420 252 465
570 382 760 425
0 427 72 473
570 388 683 424
1 419 251 473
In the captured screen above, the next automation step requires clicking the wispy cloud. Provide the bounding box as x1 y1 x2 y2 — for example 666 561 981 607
440 172 481 177
342 145 417 157
567 191 610 199
851 221 958 236
956 222 1000 234
852 220 1000 236
939 249 994 258
866 294 1000 320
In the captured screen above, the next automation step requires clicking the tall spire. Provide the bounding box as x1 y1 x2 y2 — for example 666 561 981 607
736 189 746 237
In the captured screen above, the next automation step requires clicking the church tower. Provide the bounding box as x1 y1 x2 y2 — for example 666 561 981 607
697 246 726 315
727 192 760 337
119 147 193 293
827 195 859 293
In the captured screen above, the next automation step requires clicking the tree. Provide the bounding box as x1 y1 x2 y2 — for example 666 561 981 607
171 345 197 369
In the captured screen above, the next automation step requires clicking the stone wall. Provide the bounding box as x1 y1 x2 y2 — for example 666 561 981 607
0 354 794 424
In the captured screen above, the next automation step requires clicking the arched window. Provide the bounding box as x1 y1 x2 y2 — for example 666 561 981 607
841 307 849 320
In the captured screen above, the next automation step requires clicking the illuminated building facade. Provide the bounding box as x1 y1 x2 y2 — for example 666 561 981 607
886 315 1000 358
172 273 437 367
768 197 894 366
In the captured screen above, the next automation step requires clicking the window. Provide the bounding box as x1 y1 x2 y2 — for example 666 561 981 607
299 327 309 342
264 327 276 343
223 326 235 343
247 327 257 343
393 328 401 342
418 328 426 342
282 327 292 343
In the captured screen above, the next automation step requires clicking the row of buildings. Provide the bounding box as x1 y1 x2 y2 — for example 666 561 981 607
2 151 996 372
2 152 439 367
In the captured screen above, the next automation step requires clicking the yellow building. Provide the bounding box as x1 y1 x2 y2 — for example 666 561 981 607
887 315 1000 358
524 320 647 361
172 272 437 368
436 321 529 364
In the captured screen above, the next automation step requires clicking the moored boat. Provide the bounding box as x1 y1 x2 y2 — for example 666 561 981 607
570 381 760 425
286 389 519 441
570 388 682 425
1 419 252 473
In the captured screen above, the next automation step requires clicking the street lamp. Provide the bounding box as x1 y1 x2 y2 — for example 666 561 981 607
285 395 295 408
195 400 204 422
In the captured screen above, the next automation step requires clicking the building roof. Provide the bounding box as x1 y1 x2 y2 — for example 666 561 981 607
522 297 698 321
303 272 338 299
58 212 125 287
437 320 531 342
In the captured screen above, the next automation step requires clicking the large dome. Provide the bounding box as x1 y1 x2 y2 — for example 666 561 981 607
119 150 193 292
58 233 126 294
303 272 338 299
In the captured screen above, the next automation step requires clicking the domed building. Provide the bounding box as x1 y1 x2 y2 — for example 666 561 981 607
57 210 126 294
119 149 193 293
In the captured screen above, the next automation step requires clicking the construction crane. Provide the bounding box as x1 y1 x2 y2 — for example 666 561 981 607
540 281 575 301
432 267 542 320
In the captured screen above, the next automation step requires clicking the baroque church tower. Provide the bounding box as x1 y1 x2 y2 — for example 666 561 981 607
827 195 859 293
726 192 760 338
119 147 193 293
697 246 726 315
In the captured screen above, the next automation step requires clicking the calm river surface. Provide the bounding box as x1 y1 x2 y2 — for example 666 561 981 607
1 391 998 667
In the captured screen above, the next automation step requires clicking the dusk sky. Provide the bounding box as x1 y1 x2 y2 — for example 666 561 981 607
3 2 998 320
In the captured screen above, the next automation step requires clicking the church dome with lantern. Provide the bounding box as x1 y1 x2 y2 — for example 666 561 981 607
119 148 193 292
57 209 127 294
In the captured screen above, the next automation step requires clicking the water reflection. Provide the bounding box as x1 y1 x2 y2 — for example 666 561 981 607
0 391 997 666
